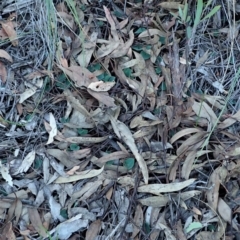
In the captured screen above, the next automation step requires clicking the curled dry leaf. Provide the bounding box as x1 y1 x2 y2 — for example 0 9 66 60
0 49 13 62
45 113 57 145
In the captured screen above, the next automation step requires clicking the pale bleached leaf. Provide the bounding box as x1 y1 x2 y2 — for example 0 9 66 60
13 150 35 175
55 166 104 183
138 179 196 195
0 162 13 186
45 113 57 145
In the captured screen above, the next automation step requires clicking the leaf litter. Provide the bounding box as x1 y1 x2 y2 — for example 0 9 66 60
0 0 240 239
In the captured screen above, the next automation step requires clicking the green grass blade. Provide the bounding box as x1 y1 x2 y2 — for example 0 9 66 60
183 3 188 22
202 6 221 21
193 0 203 28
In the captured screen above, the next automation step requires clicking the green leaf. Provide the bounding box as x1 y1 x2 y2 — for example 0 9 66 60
186 222 202 233
183 3 188 22
56 73 71 90
155 67 161 74
193 0 203 28
135 27 146 34
88 63 101 72
124 158 135 170
202 6 221 21
159 36 166 44
60 117 69 123
106 160 114 165
140 51 151 60
25 114 34 121
97 21 104 27
153 108 161 115
77 128 88 136
113 10 125 18
69 143 80 151
187 26 192 38
132 44 143 51
60 209 68 219
178 6 183 20
123 68 132 77
34 157 43 170
146 45 152 50
97 73 115 82
159 82 167 91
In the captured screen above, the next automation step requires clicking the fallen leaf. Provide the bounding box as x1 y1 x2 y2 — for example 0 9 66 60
85 219 102 240
138 179 196 195
45 113 57 145
217 198 231 223
0 49 13 62
55 166 104 183
88 81 115 92
110 117 148 184
13 150 36 175
1 21 18 46
28 208 48 237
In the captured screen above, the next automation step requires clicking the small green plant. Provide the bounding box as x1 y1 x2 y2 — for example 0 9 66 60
178 0 221 38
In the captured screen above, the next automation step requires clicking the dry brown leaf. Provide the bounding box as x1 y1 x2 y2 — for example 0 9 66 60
55 166 104 183
217 198 231 224
0 62 7 82
58 65 98 88
91 151 130 165
218 110 240 129
85 219 102 240
1 222 16 240
13 150 35 175
192 101 218 131
110 30 134 58
170 128 203 144
206 166 228 211
47 149 79 168
87 88 116 107
132 204 143 238
77 32 98 67
0 49 13 62
138 179 196 195
139 190 201 207
177 132 207 156
65 135 108 144
1 21 18 46
181 151 197 179
66 166 80 175
158 2 184 10
138 29 167 38
110 117 148 184
28 208 48 237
